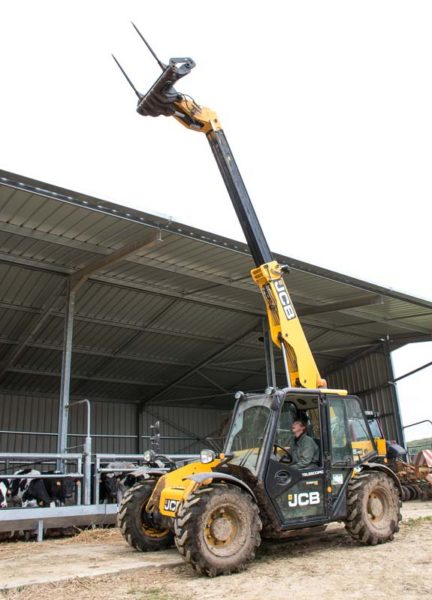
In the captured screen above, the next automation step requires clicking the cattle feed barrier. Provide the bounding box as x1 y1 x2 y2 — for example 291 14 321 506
0 451 199 541
93 453 198 504
0 505 118 541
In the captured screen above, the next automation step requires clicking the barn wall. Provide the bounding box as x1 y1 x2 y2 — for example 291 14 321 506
327 349 403 444
0 393 229 457
0 393 58 454
142 405 230 454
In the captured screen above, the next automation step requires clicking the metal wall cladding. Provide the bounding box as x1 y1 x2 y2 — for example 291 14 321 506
0 393 58 454
327 349 400 442
0 392 229 456
68 400 138 455
141 405 230 454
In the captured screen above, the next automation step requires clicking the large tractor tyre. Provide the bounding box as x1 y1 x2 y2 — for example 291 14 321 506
174 483 262 577
345 472 401 546
404 485 414 501
401 485 410 502
406 484 418 500
118 480 173 552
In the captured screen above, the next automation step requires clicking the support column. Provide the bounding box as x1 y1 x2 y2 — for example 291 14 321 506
57 281 76 454
137 404 144 454
384 339 406 448
262 318 276 388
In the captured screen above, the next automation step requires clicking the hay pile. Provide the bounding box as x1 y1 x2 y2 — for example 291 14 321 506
58 525 122 544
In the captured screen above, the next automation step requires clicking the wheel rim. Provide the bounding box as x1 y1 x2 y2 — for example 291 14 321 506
366 487 391 528
204 505 244 556
140 504 170 539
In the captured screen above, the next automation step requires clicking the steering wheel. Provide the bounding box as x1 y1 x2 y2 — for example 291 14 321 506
273 444 293 464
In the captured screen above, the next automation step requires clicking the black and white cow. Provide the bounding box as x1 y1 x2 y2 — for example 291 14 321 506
9 469 53 507
99 462 137 504
0 479 8 508
44 471 77 506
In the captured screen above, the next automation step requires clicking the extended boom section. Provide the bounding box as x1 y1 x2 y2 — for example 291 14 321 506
117 46 326 388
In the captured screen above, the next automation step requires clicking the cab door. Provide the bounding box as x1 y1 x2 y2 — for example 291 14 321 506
263 395 328 527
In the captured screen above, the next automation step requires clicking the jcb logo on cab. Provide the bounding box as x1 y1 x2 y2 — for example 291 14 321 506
288 492 320 507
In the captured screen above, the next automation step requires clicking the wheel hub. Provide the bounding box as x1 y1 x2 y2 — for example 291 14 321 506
205 507 239 547
368 494 384 519
210 516 234 542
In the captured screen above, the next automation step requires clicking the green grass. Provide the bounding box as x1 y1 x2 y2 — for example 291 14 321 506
127 586 174 600
403 515 432 527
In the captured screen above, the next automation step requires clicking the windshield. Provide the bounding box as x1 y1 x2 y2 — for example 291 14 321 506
224 394 273 475
367 418 383 439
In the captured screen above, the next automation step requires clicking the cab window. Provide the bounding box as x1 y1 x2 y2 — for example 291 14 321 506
329 397 351 465
346 399 371 442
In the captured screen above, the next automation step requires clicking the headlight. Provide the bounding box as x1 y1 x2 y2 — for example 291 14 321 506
200 449 216 464
143 449 156 462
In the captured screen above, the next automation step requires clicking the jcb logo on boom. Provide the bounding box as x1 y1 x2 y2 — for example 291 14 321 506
274 280 296 320
288 492 320 507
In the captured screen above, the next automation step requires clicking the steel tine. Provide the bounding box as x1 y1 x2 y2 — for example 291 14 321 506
112 54 143 99
131 22 166 70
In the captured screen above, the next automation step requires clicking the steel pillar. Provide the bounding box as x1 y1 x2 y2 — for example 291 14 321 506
57 281 76 454
137 404 144 454
384 339 406 448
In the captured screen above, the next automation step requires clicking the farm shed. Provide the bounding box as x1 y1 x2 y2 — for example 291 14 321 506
1 168 431 456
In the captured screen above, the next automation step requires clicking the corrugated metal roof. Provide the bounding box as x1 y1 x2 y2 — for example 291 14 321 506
0 169 431 410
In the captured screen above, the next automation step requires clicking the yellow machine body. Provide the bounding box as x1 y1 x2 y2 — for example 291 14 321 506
148 458 222 517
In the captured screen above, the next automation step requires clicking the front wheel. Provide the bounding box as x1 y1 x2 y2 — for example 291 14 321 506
174 483 262 577
118 480 173 552
345 471 401 545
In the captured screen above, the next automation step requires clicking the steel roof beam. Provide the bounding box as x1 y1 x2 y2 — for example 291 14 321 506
0 337 272 377
1 254 429 342
195 370 229 394
141 322 261 406
70 231 163 293
0 221 256 295
0 252 263 317
1 172 432 310
299 295 383 315
0 282 66 384
7 367 165 387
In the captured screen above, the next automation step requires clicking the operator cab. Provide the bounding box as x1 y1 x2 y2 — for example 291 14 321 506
223 388 378 528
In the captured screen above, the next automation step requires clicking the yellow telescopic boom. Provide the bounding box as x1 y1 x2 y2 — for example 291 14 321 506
114 40 326 389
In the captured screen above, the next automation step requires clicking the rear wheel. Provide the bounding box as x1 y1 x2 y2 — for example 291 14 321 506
345 472 401 545
118 480 173 552
174 483 262 576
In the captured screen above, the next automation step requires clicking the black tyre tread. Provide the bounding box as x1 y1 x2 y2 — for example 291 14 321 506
117 479 173 552
345 471 401 546
174 483 262 577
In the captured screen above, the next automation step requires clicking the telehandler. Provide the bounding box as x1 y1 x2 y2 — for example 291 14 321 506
114 29 402 576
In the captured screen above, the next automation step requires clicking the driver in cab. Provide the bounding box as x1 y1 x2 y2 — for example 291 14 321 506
287 420 320 469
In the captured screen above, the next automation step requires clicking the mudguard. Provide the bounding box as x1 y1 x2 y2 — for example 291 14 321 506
361 462 402 495
185 472 257 502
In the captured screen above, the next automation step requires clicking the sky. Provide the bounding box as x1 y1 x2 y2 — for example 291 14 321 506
0 1 431 442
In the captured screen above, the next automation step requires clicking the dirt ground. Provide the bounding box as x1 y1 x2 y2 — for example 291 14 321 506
0 502 431 600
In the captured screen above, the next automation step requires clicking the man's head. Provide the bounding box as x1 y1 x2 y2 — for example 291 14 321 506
292 420 307 438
